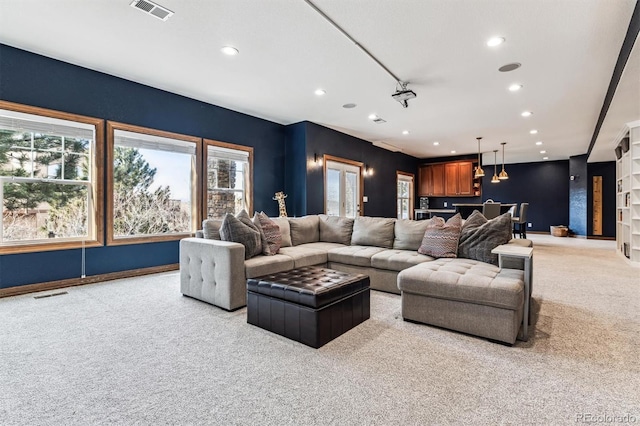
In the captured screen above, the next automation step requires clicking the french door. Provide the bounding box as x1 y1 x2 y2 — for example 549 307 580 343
325 158 362 218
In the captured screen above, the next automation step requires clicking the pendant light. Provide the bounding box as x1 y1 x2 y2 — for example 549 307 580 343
499 142 509 180
474 137 485 178
491 150 500 183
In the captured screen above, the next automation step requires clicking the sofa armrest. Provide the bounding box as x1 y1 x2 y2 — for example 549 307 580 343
180 237 246 310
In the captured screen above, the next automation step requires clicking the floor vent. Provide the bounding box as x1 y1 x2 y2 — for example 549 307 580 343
130 0 174 21
34 291 68 299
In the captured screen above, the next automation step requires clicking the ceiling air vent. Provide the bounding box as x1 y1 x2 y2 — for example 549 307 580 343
130 0 174 21
372 117 386 124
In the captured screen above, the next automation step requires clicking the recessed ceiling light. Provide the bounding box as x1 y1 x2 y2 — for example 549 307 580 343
368 114 377 120
314 89 326 96
530 130 538 134
342 103 357 109
536 141 543 145
543 156 549 160
451 150 456 154
402 130 409 135
499 63 522 72
487 37 505 47
221 46 239 56
521 111 533 117
508 84 523 92
433 141 440 146
540 150 546 154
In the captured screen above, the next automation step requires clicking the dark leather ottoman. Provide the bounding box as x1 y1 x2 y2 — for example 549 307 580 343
247 266 370 348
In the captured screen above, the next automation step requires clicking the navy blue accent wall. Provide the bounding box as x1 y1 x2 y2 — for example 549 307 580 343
302 122 420 218
587 161 616 237
283 122 308 217
569 154 588 236
0 44 285 289
481 160 570 232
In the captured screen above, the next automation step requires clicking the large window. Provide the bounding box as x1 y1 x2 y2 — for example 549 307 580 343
204 139 253 219
107 122 201 245
397 171 414 219
0 101 103 254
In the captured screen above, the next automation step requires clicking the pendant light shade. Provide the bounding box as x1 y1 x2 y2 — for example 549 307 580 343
474 137 485 178
499 142 509 180
491 150 500 183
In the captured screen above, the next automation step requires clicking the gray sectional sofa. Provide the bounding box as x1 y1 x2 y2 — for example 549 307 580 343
180 214 532 344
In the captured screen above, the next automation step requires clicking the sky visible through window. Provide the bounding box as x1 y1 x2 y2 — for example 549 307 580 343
138 148 191 202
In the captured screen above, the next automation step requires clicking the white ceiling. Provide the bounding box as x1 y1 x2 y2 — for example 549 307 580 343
0 0 638 164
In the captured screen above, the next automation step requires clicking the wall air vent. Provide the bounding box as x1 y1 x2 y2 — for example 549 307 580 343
130 0 174 21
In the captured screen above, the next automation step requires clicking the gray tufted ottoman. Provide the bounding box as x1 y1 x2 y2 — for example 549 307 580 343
397 258 525 344
247 266 370 348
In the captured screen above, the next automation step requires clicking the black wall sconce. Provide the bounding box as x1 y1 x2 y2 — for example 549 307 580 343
314 153 323 166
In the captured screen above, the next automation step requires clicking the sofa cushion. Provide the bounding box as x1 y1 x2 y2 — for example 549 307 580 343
328 245 386 267
418 214 462 258
245 254 295 279
318 215 354 245
289 216 320 246
271 217 292 248
397 258 524 310
351 216 395 248
202 219 222 240
253 212 282 256
393 218 436 251
219 211 262 259
458 211 512 266
277 246 327 268
296 241 347 251
371 249 434 272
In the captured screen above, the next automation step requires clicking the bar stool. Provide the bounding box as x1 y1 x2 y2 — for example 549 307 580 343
512 203 529 238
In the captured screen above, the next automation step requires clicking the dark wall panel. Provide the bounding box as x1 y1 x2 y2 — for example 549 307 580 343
303 122 419 218
481 160 570 232
587 161 616 237
569 155 588 236
0 44 285 289
284 123 308 217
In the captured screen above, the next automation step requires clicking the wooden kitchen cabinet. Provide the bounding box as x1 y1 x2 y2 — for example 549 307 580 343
419 164 445 196
420 161 473 197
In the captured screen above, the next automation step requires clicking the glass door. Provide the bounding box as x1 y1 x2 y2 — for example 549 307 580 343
325 159 361 217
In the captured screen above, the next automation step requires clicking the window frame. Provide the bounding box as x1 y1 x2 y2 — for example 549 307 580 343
0 100 104 254
202 138 253 220
397 171 415 220
106 121 202 246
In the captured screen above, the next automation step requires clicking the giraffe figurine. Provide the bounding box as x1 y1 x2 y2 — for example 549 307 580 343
273 192 288 217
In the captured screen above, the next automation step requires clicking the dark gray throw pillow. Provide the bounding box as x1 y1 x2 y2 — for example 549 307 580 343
220 211 262 259
457 211 512 265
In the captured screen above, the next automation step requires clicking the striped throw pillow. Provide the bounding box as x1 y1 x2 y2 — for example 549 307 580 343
417 213 462 258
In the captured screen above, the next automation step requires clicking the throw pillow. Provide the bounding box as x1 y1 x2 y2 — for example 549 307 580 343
417 214 462 258
219 211 262 259
202 219 222 240
256 212 282 255
458 211 512 265
270 217 292 247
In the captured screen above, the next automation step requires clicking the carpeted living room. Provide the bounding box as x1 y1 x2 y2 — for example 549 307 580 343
1 1 640 425
1 235 639 424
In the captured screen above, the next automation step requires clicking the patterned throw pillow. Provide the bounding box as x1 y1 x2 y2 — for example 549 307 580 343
458 211 512 265
220 210 262 259
255 212 282 255
417 214 462 258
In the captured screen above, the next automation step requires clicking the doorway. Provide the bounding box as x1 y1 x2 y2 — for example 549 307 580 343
324 156 363 217
397 171 414 219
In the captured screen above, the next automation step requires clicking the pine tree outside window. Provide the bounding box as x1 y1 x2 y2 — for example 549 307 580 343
106 122 201 245
0 101 103 254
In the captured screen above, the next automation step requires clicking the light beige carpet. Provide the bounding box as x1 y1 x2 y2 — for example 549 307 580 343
1 235 638 425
